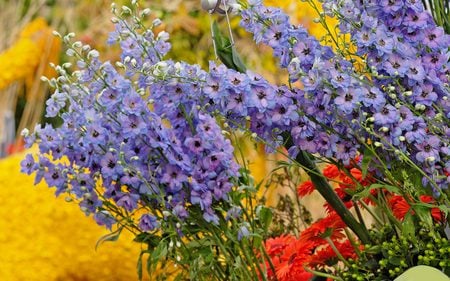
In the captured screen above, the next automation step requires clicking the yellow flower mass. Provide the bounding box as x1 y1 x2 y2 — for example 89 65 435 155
0 18 60 92
0 152 152 281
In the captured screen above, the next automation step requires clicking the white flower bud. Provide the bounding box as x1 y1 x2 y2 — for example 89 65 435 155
403 91 412 96
374 141 383 147
111 17 119 23
201 0 219 11
72 41 82 48
157 31 169 41
141 8 151 16
52 30 61 37
426 156 436 163
169 241 174 248
87 50 99 59
20 128 30 137
398 136 406 142
176 241 181 248
66 49 75 57
152 18 162 27
121 6 132 14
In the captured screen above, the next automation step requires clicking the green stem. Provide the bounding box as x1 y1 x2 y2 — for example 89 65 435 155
283 132 371 244
325 237 351 268
304 266 344 281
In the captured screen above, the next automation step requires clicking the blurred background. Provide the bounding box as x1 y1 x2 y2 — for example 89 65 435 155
0 0 331 280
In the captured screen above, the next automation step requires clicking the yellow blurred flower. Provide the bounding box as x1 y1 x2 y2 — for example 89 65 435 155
0 152 155 281
0 17 60 92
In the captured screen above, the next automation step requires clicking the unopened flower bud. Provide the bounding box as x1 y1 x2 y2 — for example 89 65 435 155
374 141 383 147
152 18 162 27
426 156 436 163
398 136 406 142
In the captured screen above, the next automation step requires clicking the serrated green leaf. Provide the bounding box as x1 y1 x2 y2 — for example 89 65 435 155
95 226 123 250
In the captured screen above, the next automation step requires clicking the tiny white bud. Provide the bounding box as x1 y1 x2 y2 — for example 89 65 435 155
121 6 132 14
20 128 30 137
111 17 119 23
66 49 75 57
52 30 61 37
130 58 137 67
201 0 219 11
162 210 171 217
152 18 162 27
130 156 139 161
72 41 82 48
389 93 396 99
245 116 251 121
403 91 412 96
80 206 88 212
426 156 436 163
109 147 116 152
157 31 169 41
40 76 49 82
141 8 151 16
80 186 87 191
176 223 181 228
367 117 375 122
380 126 389 132
62 62 72 69
374 141 383 147
398 136 406 142
176 256 181 262
251 133 257 139
176 241 181 248
115 61 125 68
82 45 91 52
87 50 99 59
65 197 72 202
169 241 174 248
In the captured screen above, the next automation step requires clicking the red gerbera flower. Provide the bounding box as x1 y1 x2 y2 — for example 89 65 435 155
299 212 346 245
389 195 411 220
297 180 315 198
323 164 340 179
419 195 443 222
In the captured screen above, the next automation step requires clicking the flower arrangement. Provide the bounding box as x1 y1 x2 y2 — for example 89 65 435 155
22 0 449 280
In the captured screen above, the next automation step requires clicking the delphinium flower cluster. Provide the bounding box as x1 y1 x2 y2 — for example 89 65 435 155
240 0 450 196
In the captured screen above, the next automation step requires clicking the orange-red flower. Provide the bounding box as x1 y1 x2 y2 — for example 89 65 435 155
264 235 315 281
308 239 357 267
297 180 315 198
299 212 346 245
323 164 340 179
389 194 444 222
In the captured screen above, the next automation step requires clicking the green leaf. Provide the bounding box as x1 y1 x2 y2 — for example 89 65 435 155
95 226 123 250
212 20 246 73
402 212 417 243
258 206 273 232
352 183 400 200
361 147 375 178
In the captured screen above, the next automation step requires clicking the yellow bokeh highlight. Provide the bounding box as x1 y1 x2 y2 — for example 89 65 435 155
0 152 152 281
0 17 61 92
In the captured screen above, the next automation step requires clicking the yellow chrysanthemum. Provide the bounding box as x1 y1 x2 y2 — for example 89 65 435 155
0 152 155 281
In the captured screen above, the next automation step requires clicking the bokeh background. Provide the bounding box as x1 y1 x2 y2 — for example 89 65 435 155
0 0 332 280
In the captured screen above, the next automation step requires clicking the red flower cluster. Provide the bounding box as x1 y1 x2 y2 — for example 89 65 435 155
389 195 443 222
263 212 355 281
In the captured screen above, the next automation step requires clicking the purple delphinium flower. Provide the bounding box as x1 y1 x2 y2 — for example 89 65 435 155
138 214 160 232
